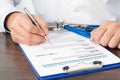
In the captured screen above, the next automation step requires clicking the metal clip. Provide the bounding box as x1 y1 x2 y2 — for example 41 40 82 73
63 61 103 74
53 20 65 31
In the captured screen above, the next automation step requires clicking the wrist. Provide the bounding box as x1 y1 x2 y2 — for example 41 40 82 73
4 12 21 31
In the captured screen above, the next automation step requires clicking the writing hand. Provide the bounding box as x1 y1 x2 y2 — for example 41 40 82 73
6 12 48 45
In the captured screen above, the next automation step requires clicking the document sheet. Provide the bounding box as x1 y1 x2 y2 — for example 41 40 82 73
19 29 120 77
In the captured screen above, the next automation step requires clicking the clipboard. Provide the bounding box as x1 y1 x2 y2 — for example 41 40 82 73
18 25 120 80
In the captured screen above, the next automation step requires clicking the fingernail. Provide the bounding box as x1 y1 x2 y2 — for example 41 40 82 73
90 37 94 42
118 46 120 49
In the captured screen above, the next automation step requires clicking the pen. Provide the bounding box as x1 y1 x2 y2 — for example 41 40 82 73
23 7 51 43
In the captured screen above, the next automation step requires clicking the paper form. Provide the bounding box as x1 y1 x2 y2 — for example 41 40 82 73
19 30 120 77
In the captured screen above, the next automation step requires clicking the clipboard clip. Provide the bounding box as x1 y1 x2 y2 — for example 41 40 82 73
52 20 99 32
52 20 65 31
63 61 103 74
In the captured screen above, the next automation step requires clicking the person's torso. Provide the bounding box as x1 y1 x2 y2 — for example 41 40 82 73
31 0 120 24
6 0 21 6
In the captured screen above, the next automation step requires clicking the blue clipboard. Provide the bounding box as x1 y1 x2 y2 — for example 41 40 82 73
18 25 120 80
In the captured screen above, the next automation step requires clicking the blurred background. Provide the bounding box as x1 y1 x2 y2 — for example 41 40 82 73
16 0 35 14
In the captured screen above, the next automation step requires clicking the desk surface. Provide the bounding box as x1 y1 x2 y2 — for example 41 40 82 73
0 33 120 80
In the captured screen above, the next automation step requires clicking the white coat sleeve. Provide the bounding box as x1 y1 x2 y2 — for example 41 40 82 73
0 0 20 32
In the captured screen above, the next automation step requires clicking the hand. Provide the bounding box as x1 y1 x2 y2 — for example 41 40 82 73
90 20 120 49
6 12 48 45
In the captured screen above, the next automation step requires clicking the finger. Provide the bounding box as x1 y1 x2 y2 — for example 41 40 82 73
108 31 120 48
20 14 44 35
90 29 96 42
10 24 32 39
94 23 110 43
11 30 45 45
10 30 28 44
118 43 120 49
29 34 45 45
34 15 49 35
91 26 106 44
91 21 114 44
100 25 115 46
11 25 45 45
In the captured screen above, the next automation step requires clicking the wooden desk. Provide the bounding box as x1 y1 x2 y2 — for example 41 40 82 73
0 33 120 80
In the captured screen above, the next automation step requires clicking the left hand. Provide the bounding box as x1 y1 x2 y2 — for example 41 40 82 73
90 20 120 49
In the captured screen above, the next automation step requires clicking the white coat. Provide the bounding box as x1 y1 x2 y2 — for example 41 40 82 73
0 0 120 32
